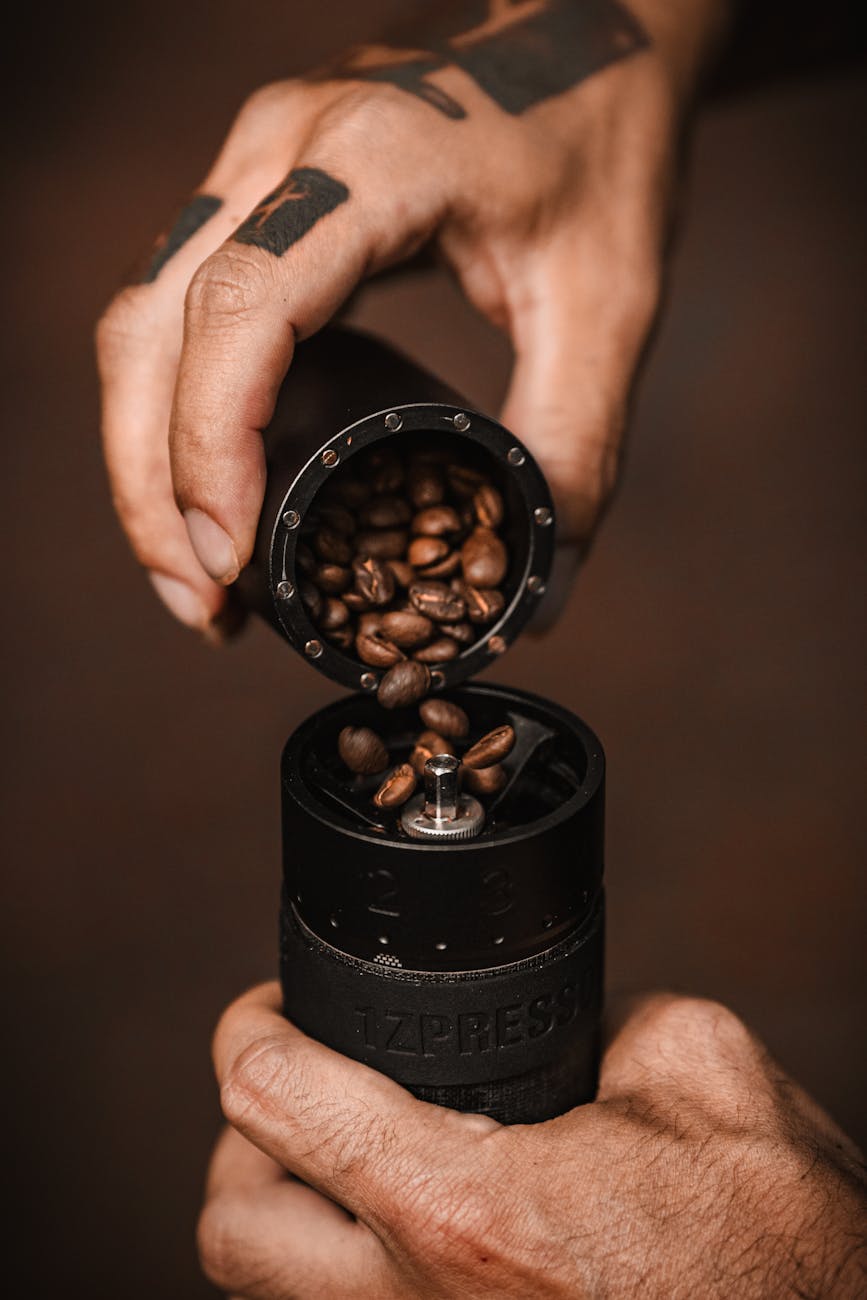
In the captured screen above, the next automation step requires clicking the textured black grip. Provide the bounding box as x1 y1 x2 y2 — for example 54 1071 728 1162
280 891 604 1125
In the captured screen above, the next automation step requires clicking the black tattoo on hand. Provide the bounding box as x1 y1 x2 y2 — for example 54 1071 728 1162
320 0 649 119
140 194 222 283
233 167 350 257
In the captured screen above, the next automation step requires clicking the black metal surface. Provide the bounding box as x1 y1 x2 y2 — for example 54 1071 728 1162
235 326 555 691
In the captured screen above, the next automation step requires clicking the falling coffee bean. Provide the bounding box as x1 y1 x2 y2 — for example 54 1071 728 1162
380 610 434 649
352 556 395 606
373 762 417 808
408 536 449 568
462 724 515 769
409 729 455 774
355 529 409 560
338 726 388 775
378 660 431 709
462 763 507 795
473 483 504 528
412 505 461 537
413 636 459 663
409 581 466 623
419 698 470 739
356 630 405 668
461 527 508 587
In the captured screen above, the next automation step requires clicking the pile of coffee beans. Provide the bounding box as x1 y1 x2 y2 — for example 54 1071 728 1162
296 446 510 709
338 701 516 813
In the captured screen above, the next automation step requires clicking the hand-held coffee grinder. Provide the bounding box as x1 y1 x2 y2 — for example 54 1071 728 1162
237 328 605 1124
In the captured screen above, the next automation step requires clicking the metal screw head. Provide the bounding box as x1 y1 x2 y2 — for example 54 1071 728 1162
304 639 323 658
283 509 300 529
360 672 378 690
453 412 471 432
276 580 295 599
321 448 339 467
507 447 525 467
527 575 546 595
384 412 402 431
534 506 553 526
429 669 445 689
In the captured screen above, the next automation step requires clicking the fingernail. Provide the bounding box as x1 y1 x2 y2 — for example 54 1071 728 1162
184 508 239 583
148 572 209 630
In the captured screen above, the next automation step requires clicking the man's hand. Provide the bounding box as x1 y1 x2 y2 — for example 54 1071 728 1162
96 0 728 635
199 984 867 1298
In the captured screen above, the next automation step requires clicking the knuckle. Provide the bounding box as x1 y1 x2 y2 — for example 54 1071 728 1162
646 995 755 1057
196 1198 241 1288
319 85 404 148
219 1036 288 1128
236 78 300 127
185 249 270 326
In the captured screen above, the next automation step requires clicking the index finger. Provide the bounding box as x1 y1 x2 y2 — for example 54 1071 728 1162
212 982 455 1225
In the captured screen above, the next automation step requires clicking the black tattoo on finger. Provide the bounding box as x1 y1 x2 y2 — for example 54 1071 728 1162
232 167 350 257
140 194 222 283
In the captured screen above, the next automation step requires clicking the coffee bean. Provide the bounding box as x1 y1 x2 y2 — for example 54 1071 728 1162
473 483 504 528
407 461 444 508
316 503 356 536
314 527 354 566
461 584 505 625
356 630 405 668
462 724 515 770
381 610 434 649
419 698 470 739
387 560 415 588
344 590 373 614
355 529 409 560
295 542 316 576
439 621 474 645
364 450 404 494
412 505 461 536
373 762 417 808
319 596 350 631
417 550 461 580
408 536 449 568
447 464 486 497
326 477 370 509
413 636 459 663
352 556 395 606
314 563 351 595
378 660 431 709
326 625 355 650
461 527 507 587
462 763 507 795
360 495 412 528
299 579 323 621
409 581 466 623
338 726 388 774
409 729 455 774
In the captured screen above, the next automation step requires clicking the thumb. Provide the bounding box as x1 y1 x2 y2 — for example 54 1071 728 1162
501 234 659 627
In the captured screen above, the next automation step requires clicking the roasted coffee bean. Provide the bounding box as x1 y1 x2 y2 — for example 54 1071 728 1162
326 477 370 509
314 563 351 595
338 726 388 775
417 550 461 580
462 724 515 770
407 461 444 508
412 505 461 537
295 542 316 576
352 556 395 606
316 503 356 536
419 698 470 739
314 527 354 566
343 590 373 614
473 483 504 528
326 625 355 650
447 464 486 497
358 611 384 637
386 559 414 589
409 729 455 774
408 536 449 568
318 596 350 631
299 579 323 621
462 762 507 795
355 529 409 560
373 763 417 808
364 450 404 494
461 526 507 587
461 584 505 625
409 581 466 623
413 636 459 663
381 610 434 649
378 660 431 709
439 620 474 645
360 495 412 529
356 630 405 668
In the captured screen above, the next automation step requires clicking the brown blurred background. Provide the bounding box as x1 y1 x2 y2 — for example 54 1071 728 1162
4 3 865 1295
